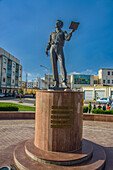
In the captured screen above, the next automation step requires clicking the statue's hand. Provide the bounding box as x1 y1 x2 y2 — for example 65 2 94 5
70 29 75 34
46 50 49 56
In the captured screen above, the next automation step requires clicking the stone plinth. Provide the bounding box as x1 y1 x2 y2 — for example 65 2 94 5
34 91 83 152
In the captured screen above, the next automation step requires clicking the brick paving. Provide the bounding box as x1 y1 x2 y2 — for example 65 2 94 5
0 120 113 169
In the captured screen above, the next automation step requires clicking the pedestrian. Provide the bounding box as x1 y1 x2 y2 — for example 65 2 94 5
93 104 96 109
107 104 110 111
109 97 112 105
98 103 102 109
88 102 92 113
110 102 113 110
103 104 106 111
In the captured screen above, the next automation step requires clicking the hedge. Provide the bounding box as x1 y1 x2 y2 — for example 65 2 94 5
83 106 88 113
92 109 113 115
0 106 19 111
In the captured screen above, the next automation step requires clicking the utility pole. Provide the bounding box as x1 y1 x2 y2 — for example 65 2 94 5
40 65 50 89
26 73 28 93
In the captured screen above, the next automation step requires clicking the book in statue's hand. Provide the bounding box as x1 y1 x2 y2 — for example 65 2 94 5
69 21 80 31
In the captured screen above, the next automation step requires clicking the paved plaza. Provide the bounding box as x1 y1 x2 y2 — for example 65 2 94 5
0 120 113 169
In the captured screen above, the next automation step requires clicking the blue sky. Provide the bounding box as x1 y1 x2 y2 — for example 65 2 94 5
0 0 113 81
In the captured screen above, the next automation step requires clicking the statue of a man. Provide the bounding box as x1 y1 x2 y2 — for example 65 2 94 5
46 20 74 88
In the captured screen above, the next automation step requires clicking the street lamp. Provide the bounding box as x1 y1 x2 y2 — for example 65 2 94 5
40 65 50 89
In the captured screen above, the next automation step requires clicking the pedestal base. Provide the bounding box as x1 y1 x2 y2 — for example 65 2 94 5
13 138 106 170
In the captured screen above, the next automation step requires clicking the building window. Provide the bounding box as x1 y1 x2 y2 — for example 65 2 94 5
12 80 14 83
13 63 15 68
103 80 105 83
3 78 5 82
112 80 113 84
112 72 113 75
13 71 15 75
4 58 6 64
94 80 97 84
108 80 110 84
108 71 110 75
3 68 6 73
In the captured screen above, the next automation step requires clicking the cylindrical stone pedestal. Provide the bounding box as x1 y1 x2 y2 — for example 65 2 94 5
35 91 83 152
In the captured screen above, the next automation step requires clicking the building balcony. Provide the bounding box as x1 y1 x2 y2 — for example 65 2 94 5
16 69 19 73
15 76 18 79
7 70 11 77
8 64 12 69
7 82 11 86
16 71 19 74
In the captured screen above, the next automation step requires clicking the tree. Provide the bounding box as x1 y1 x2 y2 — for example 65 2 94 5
18 88 23 94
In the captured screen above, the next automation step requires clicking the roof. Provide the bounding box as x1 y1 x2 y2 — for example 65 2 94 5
0 47 20 64
98 68 113 71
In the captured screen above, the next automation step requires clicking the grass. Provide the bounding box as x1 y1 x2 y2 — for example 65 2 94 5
0 103 35 111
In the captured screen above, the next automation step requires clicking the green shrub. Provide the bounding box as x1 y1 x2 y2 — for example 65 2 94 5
92 109 113 115
105 110 113 115
83 106 88 113
18 101 23 103
0 103 35 111
92 109 104 114
0 106 18 111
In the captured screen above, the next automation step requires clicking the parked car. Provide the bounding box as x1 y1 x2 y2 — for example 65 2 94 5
16 94 25 98
4 93 9 97
5 93 13 97
96 98 111 104
0 93 5 98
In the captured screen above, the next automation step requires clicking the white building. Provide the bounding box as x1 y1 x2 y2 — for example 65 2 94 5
44 74 71 89
98 68 113 86
37 77 45 89
27 81 38 89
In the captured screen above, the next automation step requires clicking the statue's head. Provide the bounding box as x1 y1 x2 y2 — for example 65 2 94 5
55 20 63 29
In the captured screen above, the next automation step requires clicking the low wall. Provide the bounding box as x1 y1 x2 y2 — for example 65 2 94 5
83 113 113 122
0 111 113 122
0 111 35 119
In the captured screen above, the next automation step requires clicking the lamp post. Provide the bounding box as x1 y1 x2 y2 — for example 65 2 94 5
40 65 50 89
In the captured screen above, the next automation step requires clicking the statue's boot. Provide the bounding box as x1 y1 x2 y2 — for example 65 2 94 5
62 82 69 88
53 81 59 89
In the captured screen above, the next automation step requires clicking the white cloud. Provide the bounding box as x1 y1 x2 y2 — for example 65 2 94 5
22 71 40 81
69 71 80 75
28 79 32 82
27 73 32 76
69 69 98 76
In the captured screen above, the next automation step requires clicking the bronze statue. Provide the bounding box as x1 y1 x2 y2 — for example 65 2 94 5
46 20 79 88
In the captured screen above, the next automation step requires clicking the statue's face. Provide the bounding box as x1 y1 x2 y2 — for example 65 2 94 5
55 20 63 28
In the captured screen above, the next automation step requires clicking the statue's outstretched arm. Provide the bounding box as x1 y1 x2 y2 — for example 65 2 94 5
64 31 73 41
64 29 75 41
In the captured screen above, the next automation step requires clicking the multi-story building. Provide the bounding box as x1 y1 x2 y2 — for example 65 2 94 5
27 81 38 89
37 77 45 89
0 48 22 93
22 81 26 89
98 68 113 86
44 74 71 89
94 76 99 85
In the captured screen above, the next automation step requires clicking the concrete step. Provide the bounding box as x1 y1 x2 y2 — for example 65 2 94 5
13 139 106 170
25 138 93 166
